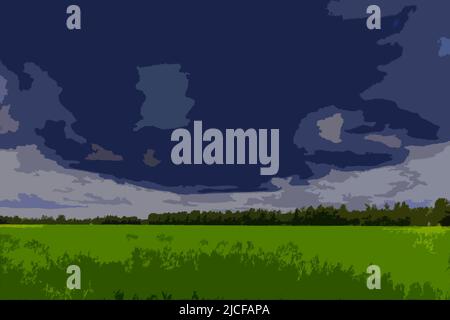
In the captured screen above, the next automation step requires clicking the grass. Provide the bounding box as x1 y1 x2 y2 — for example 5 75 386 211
0 225 449 299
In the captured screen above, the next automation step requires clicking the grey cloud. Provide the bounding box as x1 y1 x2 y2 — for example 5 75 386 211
351 1 450 139
0 62 85 145
374 165 425 198
2 141 450 218
0 145 183 218
295 106 366 155
294 105 408 173
317 113 343 143
239 141 450 211
86 144 124 161
0 193 84 209
365 134 402 148
16 144 66 173
241 178 322 209
143 149 161 167
164 200 197 208
134 64 195 130
53 187 74 194
329 0 450 142
377 181 413 199
0 75 6 103
165 193 235 207
69 193 132 205
301 141 450 210
15 145 94 186
406 143 448 161
438 37 450 57
0 105 19 134
341 195 372 209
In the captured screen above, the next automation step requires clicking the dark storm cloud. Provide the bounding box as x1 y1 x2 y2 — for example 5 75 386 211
0 1 442 193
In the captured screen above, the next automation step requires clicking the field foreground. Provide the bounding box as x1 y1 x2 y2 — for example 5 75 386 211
0 225 449 300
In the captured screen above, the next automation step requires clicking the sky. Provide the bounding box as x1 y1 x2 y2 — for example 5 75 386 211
0 0 449 218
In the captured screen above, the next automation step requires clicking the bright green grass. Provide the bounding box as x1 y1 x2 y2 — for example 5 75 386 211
1 225 450 299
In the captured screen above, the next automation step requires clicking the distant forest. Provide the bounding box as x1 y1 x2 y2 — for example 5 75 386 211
2 199 450 226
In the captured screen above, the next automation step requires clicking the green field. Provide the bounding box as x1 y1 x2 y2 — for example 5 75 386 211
1 225 449 299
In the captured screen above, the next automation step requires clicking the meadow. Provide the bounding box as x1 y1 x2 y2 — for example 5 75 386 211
0 225 449 300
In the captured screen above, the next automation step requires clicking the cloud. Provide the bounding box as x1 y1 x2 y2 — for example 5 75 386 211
165 193 236 208
143 149 161 167
0 61 85 154
317 113 343 143
68 193 131 206
164 141 450 212
1 141 450 217
329 0 450 140
365 134 402 148
361 2 450 138
86 144 124 162
0 145 181 218
299 141 450 210
293 106 409 175
0 193 83 209
0 75 6 103
0 4 426 191
134 64 195 130
438 37 450 57
295 106 366 154
0 3 446 199
0 105 19 134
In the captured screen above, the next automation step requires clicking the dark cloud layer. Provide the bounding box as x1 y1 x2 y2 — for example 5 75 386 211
0 1 443 193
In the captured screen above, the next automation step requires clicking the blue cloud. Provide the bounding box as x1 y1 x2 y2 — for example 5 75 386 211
438 37 450 57
134 64 195 130
0 193 84 209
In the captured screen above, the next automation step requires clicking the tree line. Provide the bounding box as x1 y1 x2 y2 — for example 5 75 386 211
1 198 450 226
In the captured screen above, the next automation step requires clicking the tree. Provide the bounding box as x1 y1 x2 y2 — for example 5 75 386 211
433 198 450 226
